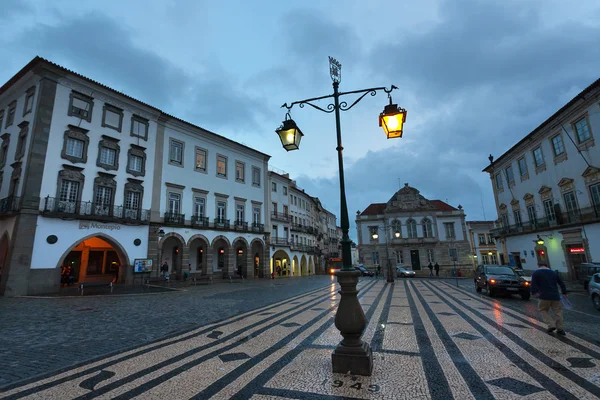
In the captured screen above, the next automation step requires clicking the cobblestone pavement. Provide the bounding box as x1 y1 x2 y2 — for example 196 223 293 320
0 276 333 388
2 277 600 399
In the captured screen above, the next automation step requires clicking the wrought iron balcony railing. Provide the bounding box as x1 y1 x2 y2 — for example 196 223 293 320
42 197 149 222
252 222 264 232
0 196 20 214
271 211 291 222
164 212 185 225
191 215 209 227
491 205 600 237
234 220 248 231
272 237 291 246
214 218 230 229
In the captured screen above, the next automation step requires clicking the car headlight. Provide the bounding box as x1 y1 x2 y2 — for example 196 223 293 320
524 281 530 286
489 279 496 284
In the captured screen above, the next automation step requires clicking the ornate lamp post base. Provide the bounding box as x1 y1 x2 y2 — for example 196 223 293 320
331 270 373 376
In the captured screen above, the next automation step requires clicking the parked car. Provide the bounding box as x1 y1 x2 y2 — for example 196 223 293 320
396 266 416 278
474 264 531 300
589 273 600 311
355 265 375 277
512 268 531 283
578 262 600 290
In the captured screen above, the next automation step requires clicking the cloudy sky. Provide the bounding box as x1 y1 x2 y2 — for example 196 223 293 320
2 0 599 236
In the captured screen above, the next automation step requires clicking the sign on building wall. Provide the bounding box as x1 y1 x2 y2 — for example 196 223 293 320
133 259 153 273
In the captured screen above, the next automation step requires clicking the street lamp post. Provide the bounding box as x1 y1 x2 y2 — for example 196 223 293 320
275 57 406 376
371 221 400 283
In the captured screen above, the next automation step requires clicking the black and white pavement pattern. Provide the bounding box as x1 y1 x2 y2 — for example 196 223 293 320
1 277 600 399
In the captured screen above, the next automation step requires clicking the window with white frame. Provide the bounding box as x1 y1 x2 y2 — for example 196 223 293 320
65 137 85 158
168 192 181 214
169 139 183 165
128 154 143 173
131 116 149 140
490 253 498 264
495 174 503 189
478 234 486 245
283 186 288 195
235 161 245 182
543 199 556 221
590 183 600 208
99 146 117 166
422 218 433 238
194 196 205 217
125 191 140 211
407 219 417 238
5 102 16 127
236 203 245 222
391 219 401 237
217 155 227 177
427 249 435 263
505 165 514 184
23 88 35 115
518 157 528 176
563 191 579 215
95 186 113 214
482 254 490 264
253 206 261 224
252 167 261 186
533 147 544 167
272 182 277 192
513 209 522 226
195 147 207 172
551 135 565 156
102 105 123 131
527 204 537 225
574 116 591 143
216 200 226 220
59 180 79 203
444 222 455 238
501 213 509 227
396 251 403 264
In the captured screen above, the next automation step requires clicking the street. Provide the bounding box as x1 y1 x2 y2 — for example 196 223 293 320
1 276 599 399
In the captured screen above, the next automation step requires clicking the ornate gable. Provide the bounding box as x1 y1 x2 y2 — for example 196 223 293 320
582 166 600 184
538 185 552 200
523 193 535 205
557 177 575 193
385 183 436 212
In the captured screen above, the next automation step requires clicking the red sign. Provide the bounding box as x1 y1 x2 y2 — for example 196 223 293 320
569 247 585 254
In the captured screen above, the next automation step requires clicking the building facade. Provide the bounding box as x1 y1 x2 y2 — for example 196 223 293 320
0 57 341 296
484 77 600 279
0 57 160 296
146 116 270 281
466 221 501 269
356 184 471 274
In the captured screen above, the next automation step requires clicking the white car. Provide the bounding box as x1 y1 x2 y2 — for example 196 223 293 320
396 266 416 277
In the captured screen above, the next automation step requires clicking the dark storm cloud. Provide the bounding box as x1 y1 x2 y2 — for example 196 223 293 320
9 12 269 132
370 0 600 101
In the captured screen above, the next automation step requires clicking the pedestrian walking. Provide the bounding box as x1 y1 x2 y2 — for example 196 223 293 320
531 262 568 335
434 263 440 277
160 261 169 278
428 262 434 277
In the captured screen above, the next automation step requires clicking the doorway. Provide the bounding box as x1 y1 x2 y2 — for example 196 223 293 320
410 250 421 270
59 236 124 285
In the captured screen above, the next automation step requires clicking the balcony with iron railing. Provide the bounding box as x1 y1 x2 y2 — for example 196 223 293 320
164 212 185 225
0 196 20 215
251 222 265 232
234 220 248 231
191 215 209 228
271 237 291 247
271 211 291 222
491 205 600 238
43 197 149 223
214 218 230 230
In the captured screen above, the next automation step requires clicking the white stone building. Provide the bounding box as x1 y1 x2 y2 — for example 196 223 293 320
0 57 159 296
484 77 600 280
356 184 471 274
266 170 321 277
149 116 270 281
466 221 501 269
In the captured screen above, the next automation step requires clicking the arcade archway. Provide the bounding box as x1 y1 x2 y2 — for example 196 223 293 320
250 239 264 278
0 233 10 295
232 237 249 278
58 235 128 285
272 250 290 277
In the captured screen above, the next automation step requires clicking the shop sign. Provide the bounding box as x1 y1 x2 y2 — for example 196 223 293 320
79 221 121 231
569 247 585 254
